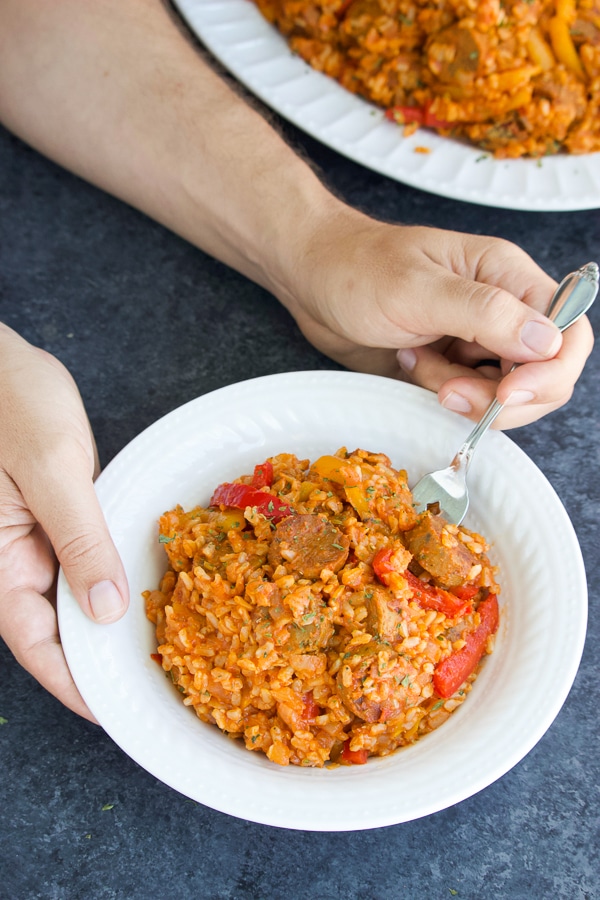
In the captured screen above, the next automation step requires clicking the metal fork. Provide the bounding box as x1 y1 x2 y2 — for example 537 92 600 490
411 262 599 524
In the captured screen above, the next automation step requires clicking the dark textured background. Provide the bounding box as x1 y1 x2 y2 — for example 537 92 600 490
1 42 599 900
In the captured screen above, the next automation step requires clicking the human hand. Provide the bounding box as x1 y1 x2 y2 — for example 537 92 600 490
0 325 128 721
283 207 594 429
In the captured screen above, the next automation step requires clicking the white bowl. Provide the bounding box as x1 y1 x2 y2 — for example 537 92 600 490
57 372 587 831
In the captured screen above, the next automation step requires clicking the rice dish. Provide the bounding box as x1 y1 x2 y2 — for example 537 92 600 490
144 449 500 767
253 0 600 157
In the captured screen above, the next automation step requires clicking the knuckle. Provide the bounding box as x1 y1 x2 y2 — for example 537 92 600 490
463 285 516 342
55 529 108 575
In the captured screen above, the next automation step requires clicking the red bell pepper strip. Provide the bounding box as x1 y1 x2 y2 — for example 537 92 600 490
251 460 273 489
373 548 471 618
385 102 451 130
451 584 480 603
372 546 396 583
405 571 472 618
210 482 294 522
341 740 369 765
385 105 425 125
423 103 452 129
301 691 321 723
433 595 499 699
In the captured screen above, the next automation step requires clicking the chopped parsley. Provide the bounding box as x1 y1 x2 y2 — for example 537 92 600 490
158 534 175 544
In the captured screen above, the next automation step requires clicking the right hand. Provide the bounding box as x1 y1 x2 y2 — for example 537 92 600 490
0 324 128 720
282 209 594 429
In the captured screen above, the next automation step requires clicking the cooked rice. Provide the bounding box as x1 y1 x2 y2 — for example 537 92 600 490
253 0 600 157
144 449 500 767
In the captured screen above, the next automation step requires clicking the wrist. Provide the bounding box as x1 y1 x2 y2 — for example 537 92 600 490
258 180 348 314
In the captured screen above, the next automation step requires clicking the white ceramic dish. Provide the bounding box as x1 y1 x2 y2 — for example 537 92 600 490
58 372 587 831
171 0 600 211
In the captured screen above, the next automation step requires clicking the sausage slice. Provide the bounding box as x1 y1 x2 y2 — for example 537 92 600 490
405 512 477 588
268 514 349 578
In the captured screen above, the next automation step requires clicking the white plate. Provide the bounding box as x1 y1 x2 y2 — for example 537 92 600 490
57 372 587 830
172 0 600 210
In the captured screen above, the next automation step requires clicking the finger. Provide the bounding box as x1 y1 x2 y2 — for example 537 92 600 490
398 344 491 415
0 586 98 722
440 338 501 367
397 322 590 429
305 324 404 377
14 443 129 624
409 267 564 366
494 315 594 406
442 378 572 429
474 239 559 316
439 315 593 425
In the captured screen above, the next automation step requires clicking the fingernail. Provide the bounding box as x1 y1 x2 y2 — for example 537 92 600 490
504 389 535 406
89 580 125 623
521 321 561 357
441 391 472 413
397 348 417 372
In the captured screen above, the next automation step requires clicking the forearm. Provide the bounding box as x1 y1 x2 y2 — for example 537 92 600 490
0 0 338 301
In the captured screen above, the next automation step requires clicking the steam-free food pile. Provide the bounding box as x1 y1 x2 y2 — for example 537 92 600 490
144 450 500 767
253 0 600 157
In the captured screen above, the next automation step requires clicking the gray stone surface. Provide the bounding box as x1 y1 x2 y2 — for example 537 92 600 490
1 83 599 899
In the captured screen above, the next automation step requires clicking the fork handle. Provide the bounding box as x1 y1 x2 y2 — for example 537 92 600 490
452 262 599 475
451 396 505 473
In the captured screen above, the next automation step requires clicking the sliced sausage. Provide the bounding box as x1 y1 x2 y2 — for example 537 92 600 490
427 25 487 85
284 612 334 653
362 585 403 643
405 512 477 588
268 513 349 578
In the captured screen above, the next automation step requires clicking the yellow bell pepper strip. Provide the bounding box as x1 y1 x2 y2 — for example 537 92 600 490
311 455 360 485
311 455 372 519
209 508 246 532
210 482 295 522
298 480 318 502
526 27 556 71
343 485 372 521
555 0 576 21
548 15 585 77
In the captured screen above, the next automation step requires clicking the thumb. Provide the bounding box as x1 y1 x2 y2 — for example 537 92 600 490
415 270 563 364
21 449 129 623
